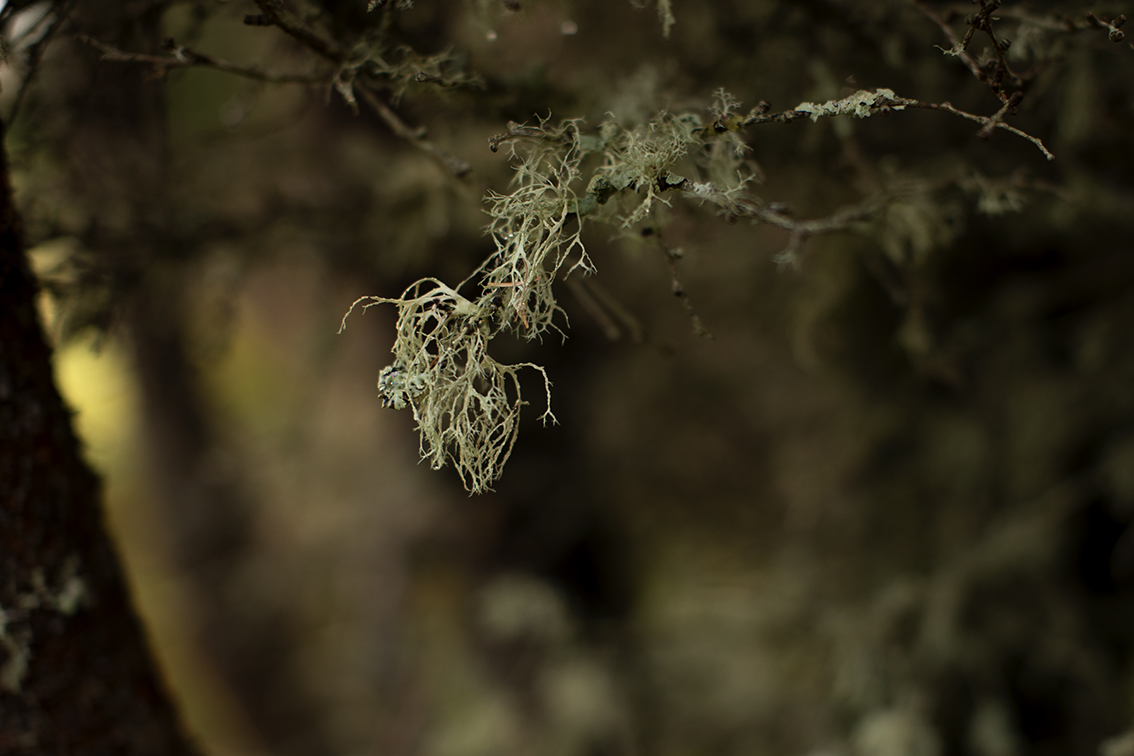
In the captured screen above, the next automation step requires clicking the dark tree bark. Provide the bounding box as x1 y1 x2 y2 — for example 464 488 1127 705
0 114 196 753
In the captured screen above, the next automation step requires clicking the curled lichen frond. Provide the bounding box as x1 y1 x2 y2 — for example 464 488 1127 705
482 119 594 339
340 280 555 494
709 88 742 123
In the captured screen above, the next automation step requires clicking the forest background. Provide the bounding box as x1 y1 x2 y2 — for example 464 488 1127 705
2 0 1134 754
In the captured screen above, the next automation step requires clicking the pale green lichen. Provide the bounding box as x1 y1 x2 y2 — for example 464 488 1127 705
0 605 30 693
630 0 676 37
590 111 703 226
343 118 609 493
347 99 764 492
354 89 979 494
876 192 958 267
962 172 1028 216
482 118 595 337
349 85 1012 491
794 88 904 123
0 558 88 692
341 279 555 494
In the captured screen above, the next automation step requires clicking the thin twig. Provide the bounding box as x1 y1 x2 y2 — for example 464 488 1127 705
974 5 1022 92
78 35 325 83
742 195 885 236
671 174 917 267
82 3 476 179
579 276 644 343
906 0 985 81
564 276 623 341
1085 11 1126 43
742 194 888 267
958 0 1002 52
902 98 1053 161
916 3 1130 43
251 0 344 62
649 228 712 338
738 92 1054 161
251 0 472 178
488 122 573 153
355 87 472 178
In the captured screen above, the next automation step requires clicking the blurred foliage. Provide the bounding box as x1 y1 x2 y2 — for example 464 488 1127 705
5 0 1134 755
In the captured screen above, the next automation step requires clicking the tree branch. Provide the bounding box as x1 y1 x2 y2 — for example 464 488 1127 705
902 98 1052 161
78 35 325 83
355 87 472 178
906 0 986 82
250 0 344 62
81 15 476 179
738 90 1054 161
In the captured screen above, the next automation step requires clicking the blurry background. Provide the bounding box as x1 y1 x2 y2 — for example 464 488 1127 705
6 0 1134 754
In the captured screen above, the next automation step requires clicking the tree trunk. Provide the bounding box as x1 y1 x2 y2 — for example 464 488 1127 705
0 114 195 753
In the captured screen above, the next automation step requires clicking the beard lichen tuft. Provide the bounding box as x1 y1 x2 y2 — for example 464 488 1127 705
344 106 744 493
341 279 555 494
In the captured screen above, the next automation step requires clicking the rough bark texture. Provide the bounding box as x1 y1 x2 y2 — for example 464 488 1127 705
0 115 196 754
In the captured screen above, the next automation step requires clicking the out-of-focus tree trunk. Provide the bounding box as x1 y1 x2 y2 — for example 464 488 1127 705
67 1 334 748
0 114 196 753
